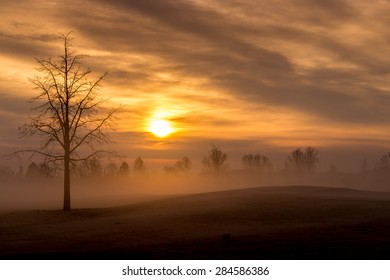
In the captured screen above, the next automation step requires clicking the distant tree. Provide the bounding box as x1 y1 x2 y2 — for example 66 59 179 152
105 162 119 177
286 146 319 174
202 145 228 175
164 156 192 175
242 154 253 170
14 33 119 210
38 162 55 177
360 158 370 173
242 154 271 174
375 152 390 170
305 146 319 173
76 156 103 177
287 148 305 172
118 161 130 176
175 156 192 172
25 162 40 179
134 157 146 173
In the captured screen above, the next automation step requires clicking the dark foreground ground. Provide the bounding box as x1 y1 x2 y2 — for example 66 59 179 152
1 185 390 259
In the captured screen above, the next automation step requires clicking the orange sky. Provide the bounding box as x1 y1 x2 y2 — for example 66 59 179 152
1 0 390 171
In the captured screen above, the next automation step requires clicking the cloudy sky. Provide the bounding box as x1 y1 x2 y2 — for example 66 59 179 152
1 0 389 171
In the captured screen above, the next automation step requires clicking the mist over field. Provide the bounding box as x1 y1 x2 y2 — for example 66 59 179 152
1 160 389 211
1 152 390 260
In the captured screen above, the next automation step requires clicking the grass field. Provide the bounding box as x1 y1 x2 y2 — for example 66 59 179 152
1 185 390 259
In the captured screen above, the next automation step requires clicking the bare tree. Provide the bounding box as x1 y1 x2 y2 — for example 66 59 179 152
118 161 130 176
38 161 56 177
134 157 146 173
25 162 40 179
375 152 390 170
78 156 103 178
24 161 54 179
105 162 119 177
175 156 192 172
286 146 319 174
242 154 272 174
164 156 192 174
287 148 305 172
16 33 119 210
202 144 228 175
305 146 319 173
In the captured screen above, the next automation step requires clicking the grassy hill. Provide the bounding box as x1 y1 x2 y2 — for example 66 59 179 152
1 185 390 259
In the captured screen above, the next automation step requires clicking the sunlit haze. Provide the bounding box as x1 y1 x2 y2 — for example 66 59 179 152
149 119 174 138
2 1 390 263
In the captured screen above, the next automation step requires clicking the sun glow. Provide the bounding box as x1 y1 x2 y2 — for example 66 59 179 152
149 119 174 138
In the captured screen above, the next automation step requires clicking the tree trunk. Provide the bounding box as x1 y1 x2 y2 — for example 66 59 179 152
63 149 71 211
63 39 71 211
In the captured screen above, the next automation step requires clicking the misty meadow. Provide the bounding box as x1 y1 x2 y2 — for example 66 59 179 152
1 143 390 259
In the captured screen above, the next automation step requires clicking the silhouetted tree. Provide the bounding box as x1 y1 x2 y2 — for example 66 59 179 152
38 162 55 177
175 156 192 172
25 162 40 179
78 156 103 177
16 33 119 210
24 161 54 178
286 146 319 174
242 154 271 174
202 145 228 175
287 148 305 172
134 157 146 173
164 156 192 174
305 146 319 173
118 161 130 176
375 152 390 170
105 162 119 177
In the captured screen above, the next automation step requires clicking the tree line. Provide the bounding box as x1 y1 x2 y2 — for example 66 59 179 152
6 145 390 180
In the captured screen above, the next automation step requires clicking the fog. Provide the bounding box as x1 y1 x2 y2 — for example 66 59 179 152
2 164 390 260
1 166 389 212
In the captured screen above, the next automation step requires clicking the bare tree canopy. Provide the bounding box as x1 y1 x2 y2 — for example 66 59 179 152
175 156 192 172
242 154 272 174
375 152 390 170
286 146 319 174
16 33 120 210
119 161 130 176
202 144 228 175
134 157 146 173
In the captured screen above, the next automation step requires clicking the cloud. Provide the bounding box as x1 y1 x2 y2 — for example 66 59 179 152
0 93 31 151
57 0 389 125
0 32 58 60
1 0 389 168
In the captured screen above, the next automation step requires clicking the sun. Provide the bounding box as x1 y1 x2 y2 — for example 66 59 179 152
148 119 174 138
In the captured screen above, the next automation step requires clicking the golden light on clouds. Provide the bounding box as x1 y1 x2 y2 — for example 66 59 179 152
0 0 389 171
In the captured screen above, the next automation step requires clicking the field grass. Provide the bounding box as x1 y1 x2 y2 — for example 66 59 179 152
1 185 390 259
